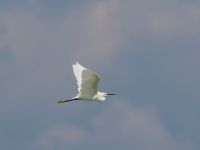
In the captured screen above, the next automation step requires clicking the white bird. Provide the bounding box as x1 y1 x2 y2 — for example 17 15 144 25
58 62 116 103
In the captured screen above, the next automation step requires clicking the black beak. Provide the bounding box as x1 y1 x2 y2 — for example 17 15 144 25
107 93 116 95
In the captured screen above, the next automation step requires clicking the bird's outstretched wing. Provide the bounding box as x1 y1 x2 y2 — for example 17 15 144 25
73 62 100 99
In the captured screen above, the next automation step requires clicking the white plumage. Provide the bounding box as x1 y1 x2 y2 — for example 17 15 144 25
58 62 115 103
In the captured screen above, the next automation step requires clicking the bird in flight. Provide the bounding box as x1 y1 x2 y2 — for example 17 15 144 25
58 62 116 103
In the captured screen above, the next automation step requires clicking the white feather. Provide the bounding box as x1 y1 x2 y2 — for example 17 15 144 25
58 62 115 103
73 62 100 100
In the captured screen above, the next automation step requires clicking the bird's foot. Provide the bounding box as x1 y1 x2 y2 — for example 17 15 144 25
57 99 67 103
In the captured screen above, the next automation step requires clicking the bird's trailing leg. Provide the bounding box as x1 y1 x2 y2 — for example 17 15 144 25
106 93 116 95
57 98 80 103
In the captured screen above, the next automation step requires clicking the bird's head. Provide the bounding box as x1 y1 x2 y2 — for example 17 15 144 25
97 92 116 101
98 96 106 101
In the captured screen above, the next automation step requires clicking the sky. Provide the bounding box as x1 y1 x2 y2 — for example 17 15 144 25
0 0 200 149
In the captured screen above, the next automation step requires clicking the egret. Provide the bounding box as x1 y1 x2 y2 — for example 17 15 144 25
58 62 116 103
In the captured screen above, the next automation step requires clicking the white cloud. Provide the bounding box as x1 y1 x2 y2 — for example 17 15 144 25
0 0 124 65
90 100 195 150
72 1 123 64
36 124 87 150
35 99 196 150
147 4 200 40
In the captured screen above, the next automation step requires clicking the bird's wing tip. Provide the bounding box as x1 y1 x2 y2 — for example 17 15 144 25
73 62 86 70
73 61 80 66
73 61 78 67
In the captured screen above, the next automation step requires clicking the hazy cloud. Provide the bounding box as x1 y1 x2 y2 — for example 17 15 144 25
36 124 87 150
36 100 196 150
0 0 200 149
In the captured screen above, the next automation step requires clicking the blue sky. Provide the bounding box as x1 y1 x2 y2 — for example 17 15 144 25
0 0 200 150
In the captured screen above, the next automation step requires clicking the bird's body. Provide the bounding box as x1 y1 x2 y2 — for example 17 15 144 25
58 62 115 103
